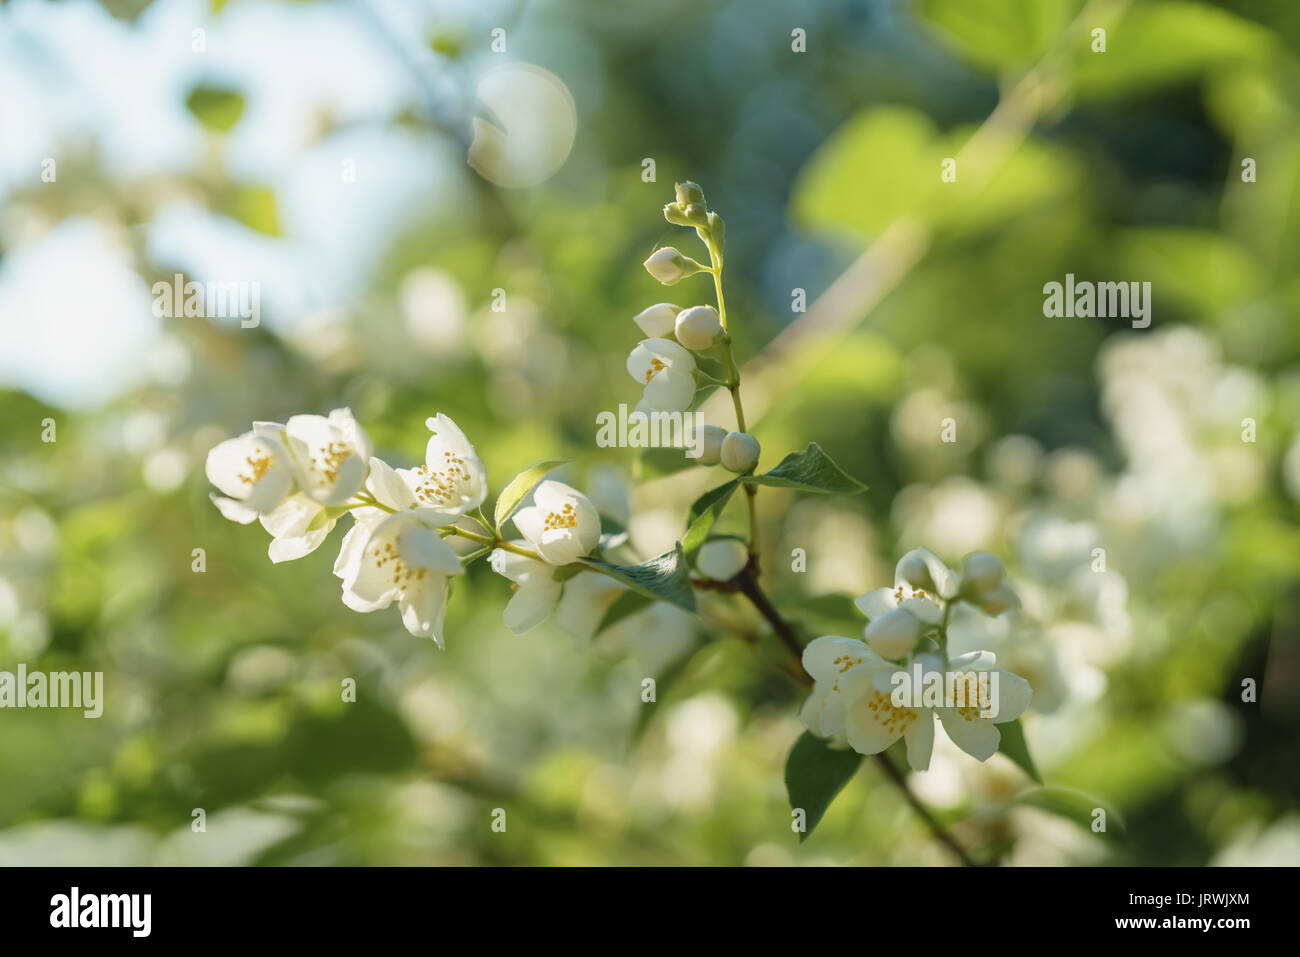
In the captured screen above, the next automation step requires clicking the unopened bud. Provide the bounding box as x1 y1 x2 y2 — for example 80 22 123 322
675 181 706 207
688 424 727 464
721 431 760 473
696 538 748 580
663 203 693 227
643 247 704 285
961 552 1005 593
864 608 921 659
707 211 725 253
675 304 722 350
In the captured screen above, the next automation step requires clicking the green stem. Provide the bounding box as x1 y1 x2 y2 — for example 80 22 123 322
350 492 397 513
706 238 759 559
445 526 541 560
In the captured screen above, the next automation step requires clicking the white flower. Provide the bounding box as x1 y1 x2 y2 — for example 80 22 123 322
687 423 727 464
282 408 373 506
696 538 747 580
799 636 935 770
261 455 429 565
720 431 760 473
674 304 722 350
490 545 563 635
398 414 488 516
894 546 961 600
206 424 296 523
855 581 944 628
932 651 1033 760
960 551 1020 615
511 480 601 565
854 551 955 658
333 510 464 645
259 494 335 563
643 247 702 285
633 302 681 338
627 338 697 413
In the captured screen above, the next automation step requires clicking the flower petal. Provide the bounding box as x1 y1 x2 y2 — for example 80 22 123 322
210 494 258 525
990 670 1033 723
903 709 935 771
844 693 906 755
854 587 898 620
368 457 418 511
511 504 546 545
937 708 1002 761
399 577 451 646
642 368 695 412
503 580 562 634
801 635 873 683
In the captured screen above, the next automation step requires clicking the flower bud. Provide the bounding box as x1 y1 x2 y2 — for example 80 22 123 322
674 304 722 350
894 546 960 599
663 203 693 227
864 607 921 659
720 431 760 473
707 211 725 252
643 247 704 285
696 538 748 580
960 552 1005 593
683 202 709 227
633 302 681 337
978 584 1020 616
895 552 935 592
687 424 727 464
675 181 706 207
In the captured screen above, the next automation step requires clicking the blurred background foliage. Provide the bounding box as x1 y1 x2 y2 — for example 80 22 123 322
0 0 1298 865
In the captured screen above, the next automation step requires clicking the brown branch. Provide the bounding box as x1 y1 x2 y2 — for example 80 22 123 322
872 753 980 867
734 561 809 672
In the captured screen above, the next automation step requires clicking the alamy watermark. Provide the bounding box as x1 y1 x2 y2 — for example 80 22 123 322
1042 273 1151 329
889 664 1001 719
0 665 103 718
50 887 150 937
595 404 706 457
152 273 260 328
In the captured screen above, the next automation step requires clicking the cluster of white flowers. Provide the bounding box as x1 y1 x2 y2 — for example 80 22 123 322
206 409 602 645
800 547 1032 769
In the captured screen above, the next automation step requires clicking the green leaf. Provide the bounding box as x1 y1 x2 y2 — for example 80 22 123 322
997 718 1042 784
1017 786 1127 842
741 443 867 494
1068 2 1275 102
305 505 350 532
185 85 246 133
784 731 863 842
577 543 696 613
222 184 281 236
793 106 1078 242
794 106 938 238
493 460 568 532
682 480 739 554
594 590 652 637
916 0 1071 73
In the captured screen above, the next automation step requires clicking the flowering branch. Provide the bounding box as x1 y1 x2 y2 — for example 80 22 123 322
204 181 1042 863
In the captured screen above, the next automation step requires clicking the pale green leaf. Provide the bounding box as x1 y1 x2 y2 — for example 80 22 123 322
493 460 568 533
